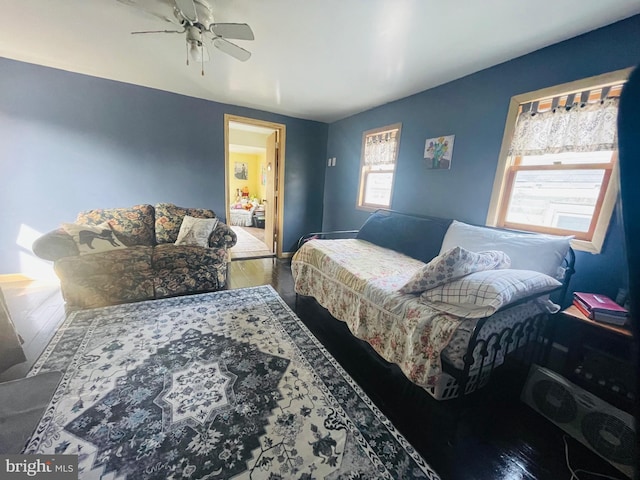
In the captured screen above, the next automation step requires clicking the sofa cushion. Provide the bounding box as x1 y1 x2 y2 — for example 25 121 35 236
54 246 153 277
152 244 228 298
356 211 452 263
155 203 216 244
398 247 511 294
62 222 127 255
439 220 572 279
152 243 227 270
76 204 156 247
54 246 154 309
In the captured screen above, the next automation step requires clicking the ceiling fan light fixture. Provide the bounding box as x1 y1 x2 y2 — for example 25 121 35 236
188 41 208 63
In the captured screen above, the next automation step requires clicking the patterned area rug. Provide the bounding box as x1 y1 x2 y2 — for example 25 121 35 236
230 226 273 260
24 286 439 479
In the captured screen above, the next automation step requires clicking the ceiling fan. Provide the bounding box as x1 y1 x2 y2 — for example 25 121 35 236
118 0 254 75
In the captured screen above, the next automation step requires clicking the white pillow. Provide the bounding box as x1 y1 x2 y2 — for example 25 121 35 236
420 269 561 318
439 221 572 279
175 216 219 247
62 222 127 255
398 247 510 294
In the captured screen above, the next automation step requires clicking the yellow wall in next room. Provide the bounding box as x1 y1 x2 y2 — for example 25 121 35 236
229 152 265 203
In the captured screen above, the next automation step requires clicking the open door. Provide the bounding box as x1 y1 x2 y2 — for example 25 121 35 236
264 131 277 253
224 114 286 258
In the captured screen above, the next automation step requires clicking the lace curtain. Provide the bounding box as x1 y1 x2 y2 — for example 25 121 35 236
508 97 619 156
364 130 399 166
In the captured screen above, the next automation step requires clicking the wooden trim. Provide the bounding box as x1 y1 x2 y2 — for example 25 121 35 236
585 167 613 239
501 221 592 240
224 114 287 258
496 167 516 227
508 162 613 171
0 274 34 283
509 67 633 106
498 151 617 245
587 157 620 254
486 96 521 226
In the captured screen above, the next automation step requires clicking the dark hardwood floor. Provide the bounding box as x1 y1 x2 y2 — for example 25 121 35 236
1 260 629 480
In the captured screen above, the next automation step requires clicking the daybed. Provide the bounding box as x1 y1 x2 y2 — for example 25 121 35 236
292 210 575 400
32 203 237 310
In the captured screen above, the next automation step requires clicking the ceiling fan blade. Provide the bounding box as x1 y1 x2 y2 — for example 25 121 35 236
116 0 179 25
210 23 254 41
174 0 198 23
213 38 251 62
131 29 184 34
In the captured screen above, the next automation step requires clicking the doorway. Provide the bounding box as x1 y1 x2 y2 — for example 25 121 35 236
224 115 286 260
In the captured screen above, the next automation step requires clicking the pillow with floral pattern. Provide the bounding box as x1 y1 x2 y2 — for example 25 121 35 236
398 246 511 294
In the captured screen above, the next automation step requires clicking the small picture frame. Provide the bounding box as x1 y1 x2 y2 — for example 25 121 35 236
424 135 454 169
234 162 248 180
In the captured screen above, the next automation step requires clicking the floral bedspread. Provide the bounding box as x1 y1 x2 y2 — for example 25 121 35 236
292 239 466 389
292 239 552 391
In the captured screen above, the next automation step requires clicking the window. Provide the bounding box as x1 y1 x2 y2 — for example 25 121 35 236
487 69 632 253
357 123 401 209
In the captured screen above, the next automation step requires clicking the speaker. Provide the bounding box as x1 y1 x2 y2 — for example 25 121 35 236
521 365 635 478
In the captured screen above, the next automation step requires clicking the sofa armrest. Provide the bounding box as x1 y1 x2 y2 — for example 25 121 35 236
209 221 237 250
32 228 79 261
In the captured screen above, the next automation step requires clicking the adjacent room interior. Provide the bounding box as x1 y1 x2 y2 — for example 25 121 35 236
1 1 639 479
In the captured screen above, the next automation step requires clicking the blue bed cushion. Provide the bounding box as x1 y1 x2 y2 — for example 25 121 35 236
356 211 452 263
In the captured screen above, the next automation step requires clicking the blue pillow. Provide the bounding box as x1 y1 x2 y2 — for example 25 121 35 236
356 211 452 263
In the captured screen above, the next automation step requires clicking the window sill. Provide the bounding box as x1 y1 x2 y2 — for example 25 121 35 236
571 238 603 255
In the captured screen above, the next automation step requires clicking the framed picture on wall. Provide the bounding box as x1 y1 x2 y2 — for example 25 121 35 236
424 135 454 169
234 162 249 180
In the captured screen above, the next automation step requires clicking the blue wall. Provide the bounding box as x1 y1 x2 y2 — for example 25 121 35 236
323 15 640 302
0 58 328 274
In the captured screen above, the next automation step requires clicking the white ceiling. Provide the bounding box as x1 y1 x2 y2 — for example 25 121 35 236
1 0 638 123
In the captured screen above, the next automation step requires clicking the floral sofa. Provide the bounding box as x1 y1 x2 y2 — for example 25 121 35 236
32 203 237 310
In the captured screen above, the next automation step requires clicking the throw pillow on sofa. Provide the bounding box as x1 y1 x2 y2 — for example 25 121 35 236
155 203 217 244
175 216 219 247
399 246 511 294
420 269 561 318
62 222 127 255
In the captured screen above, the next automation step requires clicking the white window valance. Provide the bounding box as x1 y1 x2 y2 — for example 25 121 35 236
508 97 619 157
364 130 399 166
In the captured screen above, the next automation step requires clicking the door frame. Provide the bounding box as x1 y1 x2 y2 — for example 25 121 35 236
224 114 286 258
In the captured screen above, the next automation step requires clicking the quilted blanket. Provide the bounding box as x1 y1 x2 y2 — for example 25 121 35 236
292 239 466 389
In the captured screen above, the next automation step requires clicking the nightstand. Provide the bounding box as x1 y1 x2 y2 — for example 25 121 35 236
552 305 635 413
252 206 265 228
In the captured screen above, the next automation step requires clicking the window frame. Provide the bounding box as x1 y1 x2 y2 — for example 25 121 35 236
357 123 402 211
486 68 632 254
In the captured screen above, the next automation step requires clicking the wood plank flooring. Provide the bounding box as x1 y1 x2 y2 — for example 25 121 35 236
0 260 629 480
0 278 65 382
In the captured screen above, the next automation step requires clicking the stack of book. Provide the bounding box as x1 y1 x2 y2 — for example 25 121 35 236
573 292 629 326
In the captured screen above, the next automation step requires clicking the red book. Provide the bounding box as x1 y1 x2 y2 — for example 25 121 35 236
572 299 594 319
573 292 628 317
